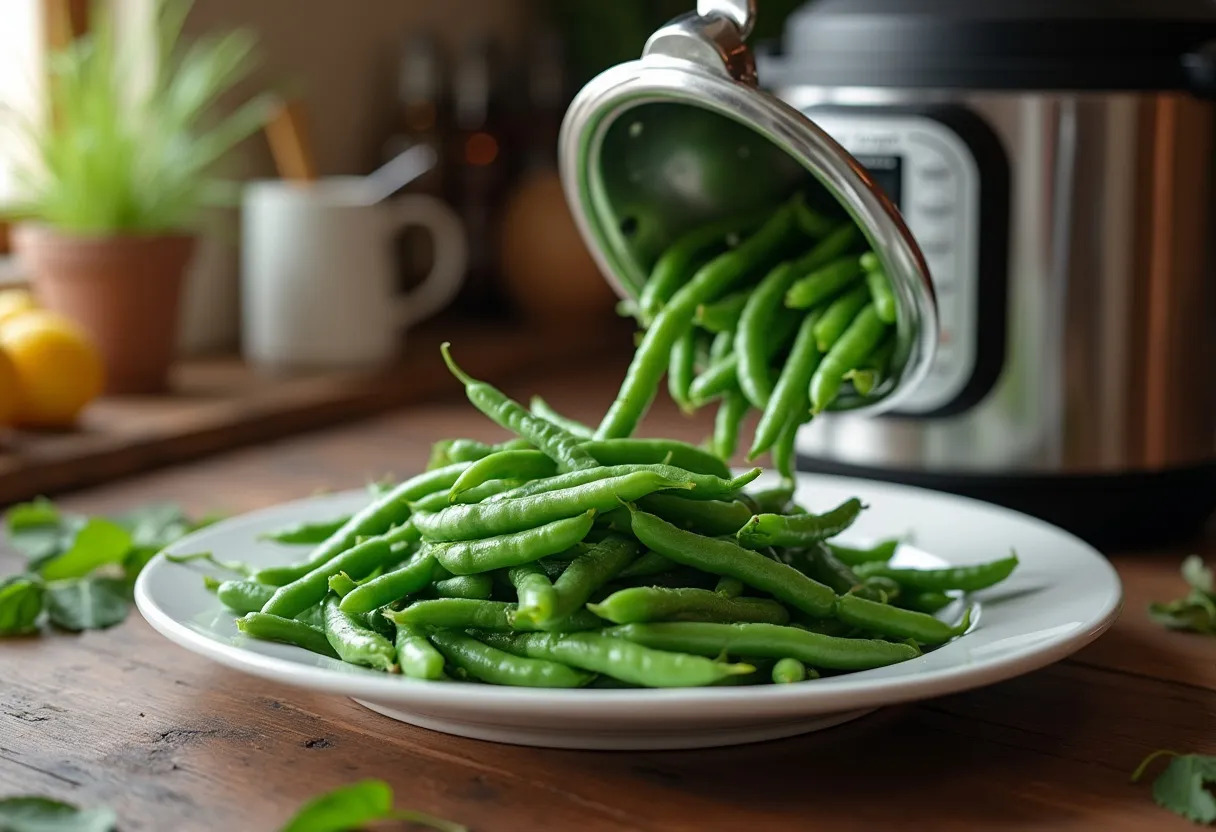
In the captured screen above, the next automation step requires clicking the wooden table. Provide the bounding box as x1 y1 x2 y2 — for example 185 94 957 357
2 358 1213 831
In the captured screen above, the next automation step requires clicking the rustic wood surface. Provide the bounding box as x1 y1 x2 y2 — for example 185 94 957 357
1 357 1213 832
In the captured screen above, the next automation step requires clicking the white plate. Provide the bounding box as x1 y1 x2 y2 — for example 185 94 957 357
135 472 1122 750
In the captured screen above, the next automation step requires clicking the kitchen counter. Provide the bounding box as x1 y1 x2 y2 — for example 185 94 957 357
1 357 1212 831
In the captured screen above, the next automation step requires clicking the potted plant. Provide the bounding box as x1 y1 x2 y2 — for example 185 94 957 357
5 0 276 393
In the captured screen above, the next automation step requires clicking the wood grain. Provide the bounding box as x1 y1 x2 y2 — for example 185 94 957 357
0 359 1212 831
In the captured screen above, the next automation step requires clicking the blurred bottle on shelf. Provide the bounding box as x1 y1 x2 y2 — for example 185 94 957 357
448 33 511 315
383 32 448 297
498 26 615 329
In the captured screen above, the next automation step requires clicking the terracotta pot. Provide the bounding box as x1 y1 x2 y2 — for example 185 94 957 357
13 224 194 394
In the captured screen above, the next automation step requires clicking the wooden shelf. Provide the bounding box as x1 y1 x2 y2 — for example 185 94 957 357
0 316 630 504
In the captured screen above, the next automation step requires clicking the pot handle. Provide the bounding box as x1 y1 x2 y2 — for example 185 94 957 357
1183 40 1216 100
697 0 757 38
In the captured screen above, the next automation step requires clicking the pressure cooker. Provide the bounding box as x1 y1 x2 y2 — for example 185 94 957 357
752 0 1216 544
558 0 1216 545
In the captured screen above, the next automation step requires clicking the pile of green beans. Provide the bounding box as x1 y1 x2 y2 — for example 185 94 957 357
609 192 902 478
184 344 1017 690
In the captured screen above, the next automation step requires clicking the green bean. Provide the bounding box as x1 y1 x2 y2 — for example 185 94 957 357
696 291 749 333
529 396 594 439
810 305 888 414
856 575 902 603
482 631 753 688
215 579 275 614
431 511 597 575
327 572 360 598
736 498 865 549
899 590 954 614
771 410 803 481
433 573 495 600
772 657 807 683
638 214 760 324
845 335 896 396
339 552 439 614
814 284 872 352
861 253 898 324
828 538 900 566
441 343 596 472
784 254 865 310
322 596 397 671
394 622 445 680
834 594 973 644
295 603 325 629
413 478 526 512
549 534 640 623
637 493 753 537
735 223 859 405
236 612 339 659
794 201 836 238
449 450 558 500
596 202 799 439
363 604 396 640
589 586 789 625
388 599 601 632
609 621 920 670
426 464 759 543
668 328 697 413
261 525 414 619
782 543 859 595
715 576 745 598
711 388 748 460
750 311 822 458
854 554 1018 592
581 439 732 479
688 355 738 404
629 509 836 617
430 630 593 688
251 464 465 586
508 563 557 626
260 516 352 545
744 485 796 515
615 550 676 579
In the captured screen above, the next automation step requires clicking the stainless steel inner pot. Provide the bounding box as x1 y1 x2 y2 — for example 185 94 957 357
557 0 940 414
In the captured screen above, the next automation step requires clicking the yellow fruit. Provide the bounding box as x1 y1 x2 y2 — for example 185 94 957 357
0 348 19 427
0 310 104 427
0 288 38 326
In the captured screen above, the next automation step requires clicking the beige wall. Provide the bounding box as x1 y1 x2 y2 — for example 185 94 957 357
183 0 529 177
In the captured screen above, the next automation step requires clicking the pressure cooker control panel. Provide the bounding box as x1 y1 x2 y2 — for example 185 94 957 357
806 111 982 413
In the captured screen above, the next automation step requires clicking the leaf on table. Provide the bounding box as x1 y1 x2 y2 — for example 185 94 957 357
1135 751 1216 825
0 575 45 636
0 795 117 832
1182 555 1215 598
112 502 194 550
279 779 466 832
44 577 131 631
37 519 133 582
1147 598 1216 635
6 497 60 531
4 499 87 568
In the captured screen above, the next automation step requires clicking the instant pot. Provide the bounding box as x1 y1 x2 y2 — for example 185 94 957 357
757 0 1216 544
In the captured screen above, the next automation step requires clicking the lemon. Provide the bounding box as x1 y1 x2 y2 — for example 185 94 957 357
0 348 19 427
0 310 104 427
0 288 38 326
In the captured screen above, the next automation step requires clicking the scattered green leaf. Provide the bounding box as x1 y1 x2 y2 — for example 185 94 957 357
6 498 60 531
1133 750 1216 825
38 519 133 582
1148 556 1216 636
44 578 131 632
279 779 466 832
164 551 252 576
0 795 117 832
1183 555 1214 597
114 502 193 549
0 576 45 635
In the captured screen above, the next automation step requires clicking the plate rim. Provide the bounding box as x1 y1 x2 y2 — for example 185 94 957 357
134 471 1124 717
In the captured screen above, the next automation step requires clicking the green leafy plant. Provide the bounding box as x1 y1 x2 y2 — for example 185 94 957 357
279 780 465 832
4 0 277 233
1134 750 1216 825
0 497 216 634
0 795 116 832
1148 555 1216 635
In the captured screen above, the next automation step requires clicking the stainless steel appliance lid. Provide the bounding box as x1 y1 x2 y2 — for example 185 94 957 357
765 0 1216 93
